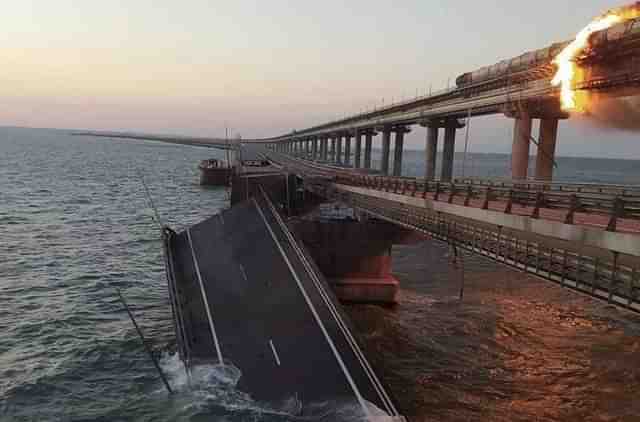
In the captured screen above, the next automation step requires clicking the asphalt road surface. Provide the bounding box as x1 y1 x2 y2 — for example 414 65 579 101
168 189 402 420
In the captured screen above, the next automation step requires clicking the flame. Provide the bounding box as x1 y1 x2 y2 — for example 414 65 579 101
551 5 640 111
551 14 622 111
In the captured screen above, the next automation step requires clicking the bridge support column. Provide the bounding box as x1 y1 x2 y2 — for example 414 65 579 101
425 126 438 180
535 118 559 181
330 136 337 162
441 122 457 181
392 127 410 177
321 137 328 161
511 114 532 180
354 130 362 168
293 215 404 303
344 134 352 166
380 127 391 174
312 137 318 159
336 134 343 164
364 132 373 169
306 139 311 158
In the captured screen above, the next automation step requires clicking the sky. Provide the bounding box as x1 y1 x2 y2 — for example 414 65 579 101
2 0 640 158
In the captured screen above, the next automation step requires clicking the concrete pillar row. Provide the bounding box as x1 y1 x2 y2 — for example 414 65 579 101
364 132 373 169
312 137 318 159
354 130 362 168
425 126 439 180
380 127 392 175
511 114 532 180
344 134 352 165
442 123 457 181
536 118 559 181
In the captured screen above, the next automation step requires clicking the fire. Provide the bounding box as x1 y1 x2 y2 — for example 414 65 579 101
551 4 640 111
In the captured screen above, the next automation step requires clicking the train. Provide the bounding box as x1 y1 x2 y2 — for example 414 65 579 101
455 11 640 88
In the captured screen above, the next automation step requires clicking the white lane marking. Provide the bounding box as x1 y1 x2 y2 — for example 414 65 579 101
186 228 224 365
252 198 371 420
260 187 398 416
268 339 281 366
219 214 225 225
239 264 248 281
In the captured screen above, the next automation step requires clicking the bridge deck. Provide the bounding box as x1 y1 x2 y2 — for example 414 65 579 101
264 151 640 247
164 190 401 420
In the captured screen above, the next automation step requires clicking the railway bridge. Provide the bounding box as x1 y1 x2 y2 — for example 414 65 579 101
155 13 640 418
261 15 640 183
232 15 640 312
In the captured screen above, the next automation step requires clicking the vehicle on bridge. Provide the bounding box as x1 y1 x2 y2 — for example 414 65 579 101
456 14 640 88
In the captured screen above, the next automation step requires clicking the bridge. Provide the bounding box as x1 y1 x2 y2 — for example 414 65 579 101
72 131 239 150
154 12 640 420
233 15 640 311
260 15 640 183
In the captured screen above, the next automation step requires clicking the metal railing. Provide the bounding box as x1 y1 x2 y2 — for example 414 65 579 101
336 174 640 232
310 186 640 313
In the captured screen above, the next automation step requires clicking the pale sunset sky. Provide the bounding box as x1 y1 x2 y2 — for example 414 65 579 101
2 1 640 158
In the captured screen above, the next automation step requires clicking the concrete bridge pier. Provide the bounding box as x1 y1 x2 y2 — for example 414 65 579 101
344 133 352 166
312 137 318 160
511 113 532 180
380 126 392 174
336 134 343 164
330 136 337 162
354 130 362 168
321 137 328 161
364 131 374 169
392 126 411 176
441 120 459 181
536 118 559 181
293 211 408 303
425 125 439 180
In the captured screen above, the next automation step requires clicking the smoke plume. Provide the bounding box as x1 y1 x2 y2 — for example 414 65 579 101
579 94 640 132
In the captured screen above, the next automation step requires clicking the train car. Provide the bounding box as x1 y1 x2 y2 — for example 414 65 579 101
455 42 567 88
590 16 640 48
455 13 640 89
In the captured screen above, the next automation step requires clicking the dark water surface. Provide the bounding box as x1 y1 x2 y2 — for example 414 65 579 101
2 127 639 421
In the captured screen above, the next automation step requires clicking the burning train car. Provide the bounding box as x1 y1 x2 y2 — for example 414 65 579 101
455 42 568 88
455 6 640 91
